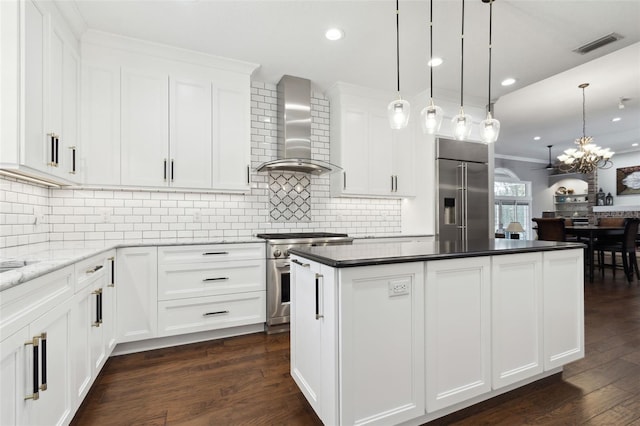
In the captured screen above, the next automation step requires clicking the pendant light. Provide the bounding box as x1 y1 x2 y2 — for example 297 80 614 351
451 0 472 140
387 0 410 129
480 0 500 143
420 0 444 134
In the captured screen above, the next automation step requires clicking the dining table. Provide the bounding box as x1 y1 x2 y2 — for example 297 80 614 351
565 225 625 282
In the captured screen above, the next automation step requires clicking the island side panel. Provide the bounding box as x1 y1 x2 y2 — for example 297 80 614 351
339 263 425 425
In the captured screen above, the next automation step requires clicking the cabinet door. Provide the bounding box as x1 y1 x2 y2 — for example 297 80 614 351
340 263 425 425
543 249 584 369
70 283 94 405
28 299 74 426
169 76 212 189
23 0 47 172
491 253 544 389
212 83 251 191
290 259 326 419
341 107 369 195
61 41 80 178
81 63 121 185
104 255 118 354
368 110 394 195
116 247 158 343
392 126 415 196
0 327 29 426
425 257 491 412
121 68 169 187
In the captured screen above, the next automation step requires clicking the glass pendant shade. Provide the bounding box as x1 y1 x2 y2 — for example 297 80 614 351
388 98 410 129
452 109 472 140
480 112 500 143
421 101 444 134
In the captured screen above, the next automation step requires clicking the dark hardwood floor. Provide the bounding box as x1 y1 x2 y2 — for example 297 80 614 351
72 270 640 426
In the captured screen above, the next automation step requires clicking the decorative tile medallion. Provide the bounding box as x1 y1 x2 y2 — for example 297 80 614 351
269 173 311 222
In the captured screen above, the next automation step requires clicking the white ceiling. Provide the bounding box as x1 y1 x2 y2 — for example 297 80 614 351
61 0 640 163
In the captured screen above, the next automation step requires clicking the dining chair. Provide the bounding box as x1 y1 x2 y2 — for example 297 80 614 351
594 218 640 282
532 218 566 242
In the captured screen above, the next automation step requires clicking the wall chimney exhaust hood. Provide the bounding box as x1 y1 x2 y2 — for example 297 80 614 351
256 75 341 175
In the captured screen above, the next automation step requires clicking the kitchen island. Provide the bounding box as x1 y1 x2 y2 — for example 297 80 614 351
289 239 585 426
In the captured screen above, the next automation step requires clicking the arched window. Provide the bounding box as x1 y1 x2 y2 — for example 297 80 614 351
494 168 533 239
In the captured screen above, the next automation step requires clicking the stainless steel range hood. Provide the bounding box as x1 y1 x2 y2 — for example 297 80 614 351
256 75 340 175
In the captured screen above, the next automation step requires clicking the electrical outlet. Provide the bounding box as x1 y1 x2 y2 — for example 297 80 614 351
388 279 410 297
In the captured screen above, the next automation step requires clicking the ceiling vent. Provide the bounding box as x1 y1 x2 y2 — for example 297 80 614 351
573 33 623 55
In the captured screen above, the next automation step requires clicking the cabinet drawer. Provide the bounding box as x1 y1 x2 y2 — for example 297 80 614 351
158 259 264 300
157 291 265 336
158 243 264 264
75 252 110 292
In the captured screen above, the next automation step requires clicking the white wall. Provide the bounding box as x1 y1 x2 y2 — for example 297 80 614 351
596 150 640 206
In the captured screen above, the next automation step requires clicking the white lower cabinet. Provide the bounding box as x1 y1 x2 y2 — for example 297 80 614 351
156 243 265 337
0 266 75 426
543 249 585 369
491 253 544 389
425 256 492 412
291 257 424 426
116 247 158 343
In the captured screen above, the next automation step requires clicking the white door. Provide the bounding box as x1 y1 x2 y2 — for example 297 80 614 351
116 247 158 343
368 110 394 195
121 68 169 187
425 257 491 412
169 76 212 189
0 327 29 426
543 249 584 369
61 42 80 178
290 259 324 416
491 253 544 389
339 263 425 425
28 300 74 426
23 0 47 172
212 84 251 191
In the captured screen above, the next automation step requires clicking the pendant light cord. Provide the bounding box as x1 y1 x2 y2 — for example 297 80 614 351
429 0 433 100
582 86 586 138
396 0 400 94
487 0 493 114
460 0 465 108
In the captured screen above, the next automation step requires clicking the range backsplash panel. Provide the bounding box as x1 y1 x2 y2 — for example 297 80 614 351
269 173 311 222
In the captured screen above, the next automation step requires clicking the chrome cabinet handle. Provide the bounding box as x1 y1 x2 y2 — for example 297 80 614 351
315 273 324 320
343 171 347 190
202 251 228 256
247 165 250 184
92 288 103 327
108 257 115 287
203 310 229 317
171 159 174 181
291 259 310 267
202 277 229 282
54 137 59 167
69 146 76 174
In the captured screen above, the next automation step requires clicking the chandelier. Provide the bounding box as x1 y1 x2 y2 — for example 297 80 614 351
557 83 614 174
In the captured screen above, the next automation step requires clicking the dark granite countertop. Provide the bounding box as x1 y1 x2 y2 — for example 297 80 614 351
288 239 585 268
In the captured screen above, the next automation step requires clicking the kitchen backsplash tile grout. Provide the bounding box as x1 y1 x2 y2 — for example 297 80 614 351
1 81 401 248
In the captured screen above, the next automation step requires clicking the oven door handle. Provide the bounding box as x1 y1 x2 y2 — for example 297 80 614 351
291 259 310 268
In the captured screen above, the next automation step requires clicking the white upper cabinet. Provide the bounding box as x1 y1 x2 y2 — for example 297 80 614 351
0 0 80 184
328 82 415 198
80 31 257 192
120 68 170 187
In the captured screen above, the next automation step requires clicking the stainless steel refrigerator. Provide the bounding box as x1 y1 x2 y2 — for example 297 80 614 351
436 138 490 240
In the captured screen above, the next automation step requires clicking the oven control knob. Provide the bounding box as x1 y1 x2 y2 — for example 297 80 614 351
284 250 290 256
273 249 282 258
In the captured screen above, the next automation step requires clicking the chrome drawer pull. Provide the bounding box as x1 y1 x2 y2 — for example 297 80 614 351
203 310 229 317
86 265 103 274
202 277 229 282
202 252 228 256
291 259 310 267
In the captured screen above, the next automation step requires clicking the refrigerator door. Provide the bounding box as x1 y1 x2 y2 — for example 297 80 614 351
465 161 490 240
437 159 463 240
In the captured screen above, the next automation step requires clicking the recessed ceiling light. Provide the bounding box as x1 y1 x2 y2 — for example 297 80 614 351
428 57 443 67
612 117 622 122
501 78 516 86
533 136 541 141
633 143 639 147
325 28 344 41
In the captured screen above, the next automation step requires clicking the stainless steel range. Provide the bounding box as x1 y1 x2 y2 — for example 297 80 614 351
257 232 353 333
